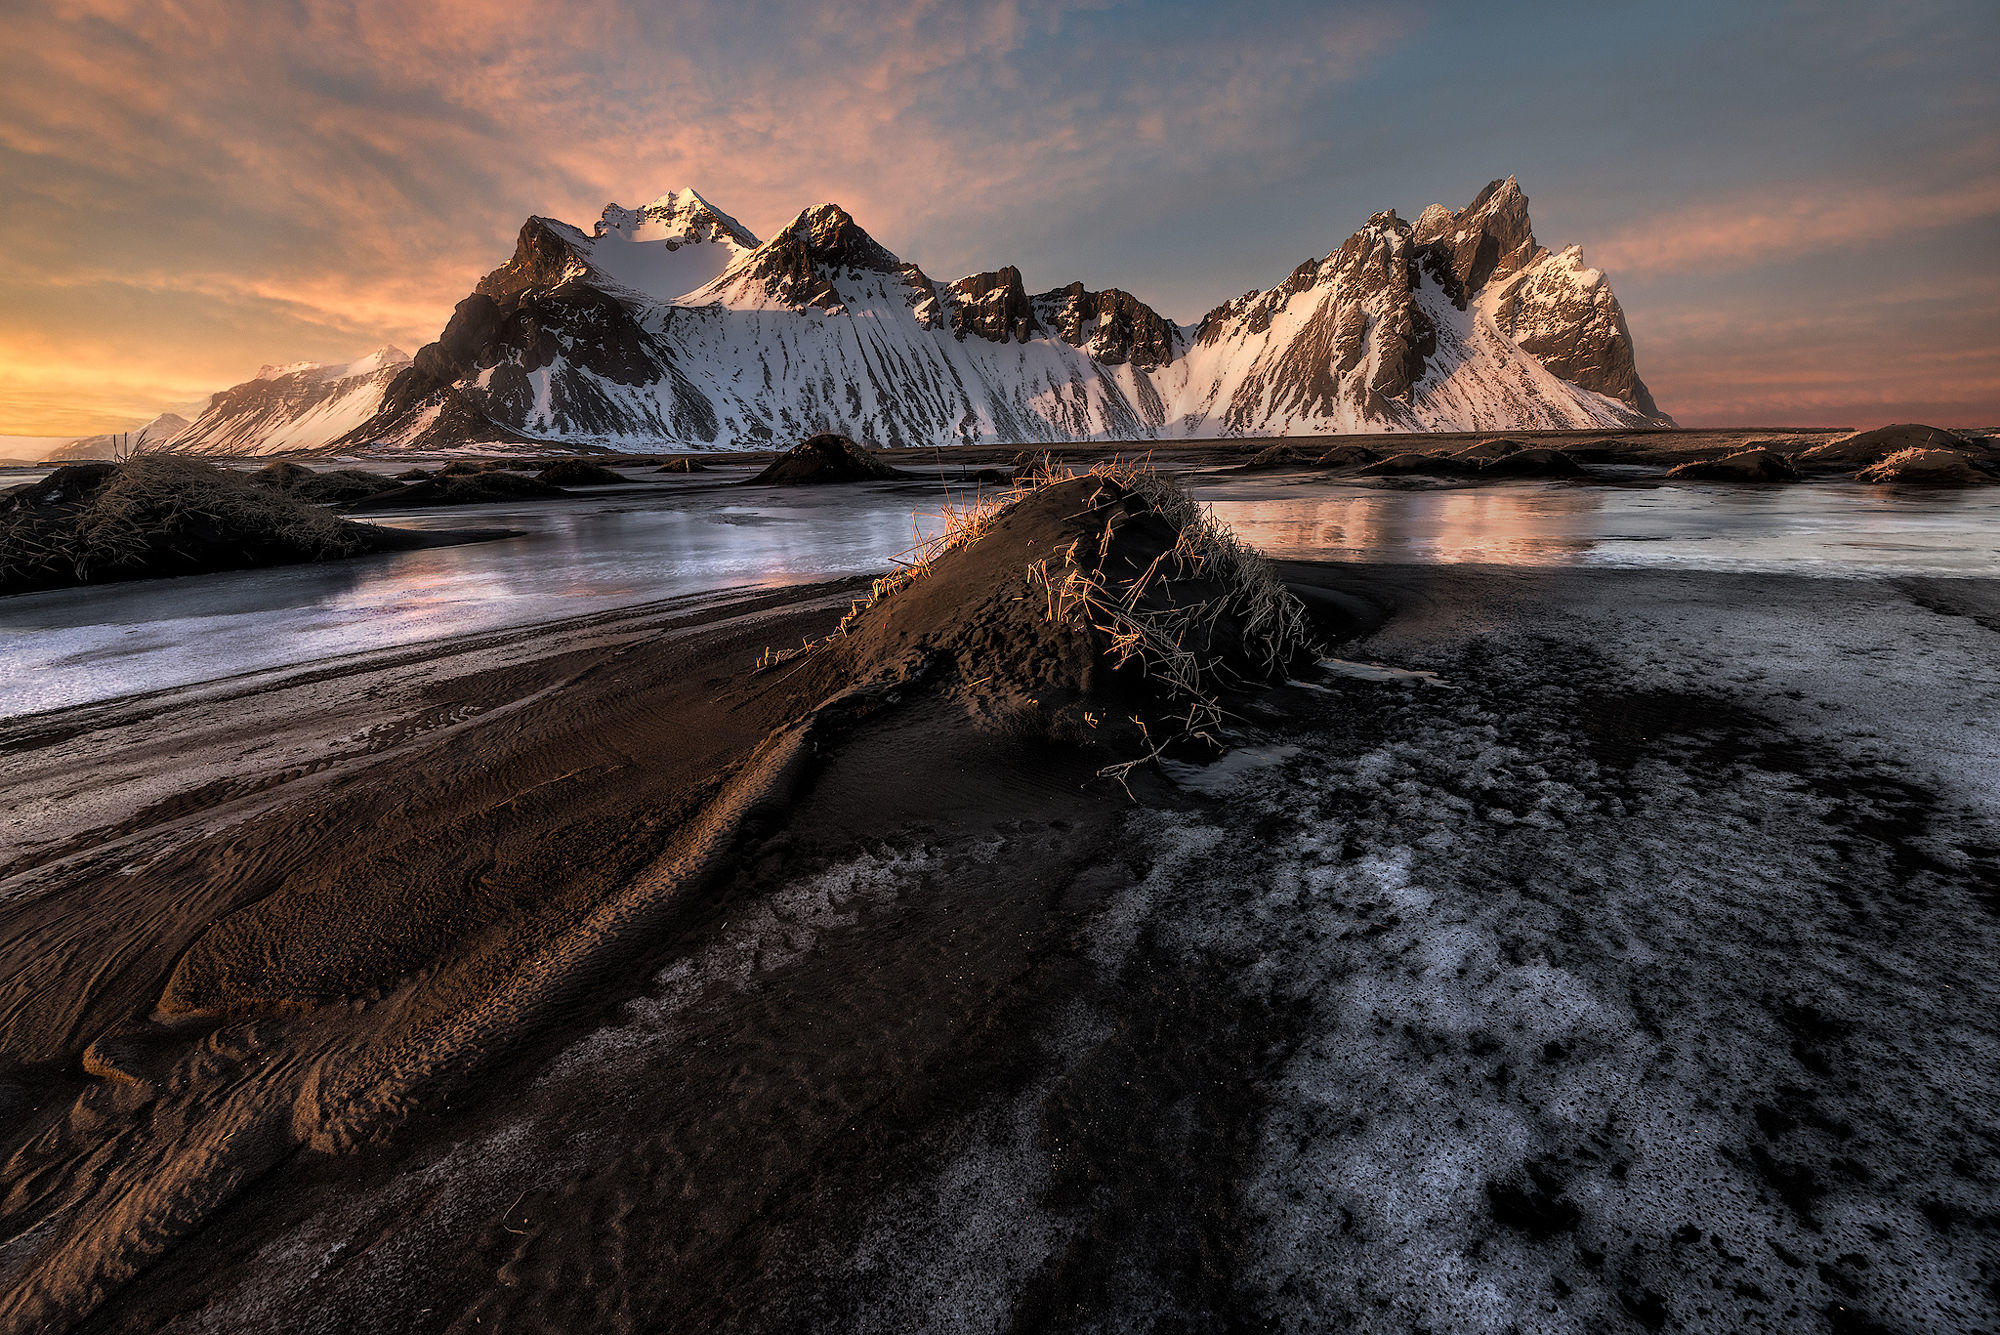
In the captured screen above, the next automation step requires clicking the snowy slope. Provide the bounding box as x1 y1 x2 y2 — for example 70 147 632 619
168 349 412 456
44 411 194 460
273 178 1668 454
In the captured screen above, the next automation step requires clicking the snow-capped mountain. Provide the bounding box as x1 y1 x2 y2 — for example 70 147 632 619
188 178 1667 455
43 411 194 460
167 348 413 455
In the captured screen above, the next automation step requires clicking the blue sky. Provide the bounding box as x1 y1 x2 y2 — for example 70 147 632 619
1 0 1994 433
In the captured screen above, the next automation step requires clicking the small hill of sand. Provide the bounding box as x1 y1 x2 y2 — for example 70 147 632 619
1857 447 1997 486
536 460 632 486
1667 448 1801 483
253 461 404 506
1477 447 1583 478
1795 424 1981 473
346 469 564 510
750 433 906 484
1452 437 1528 462
828 466 1316 752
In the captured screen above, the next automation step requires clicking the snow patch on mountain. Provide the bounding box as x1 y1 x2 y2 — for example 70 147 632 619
148 179 1668 455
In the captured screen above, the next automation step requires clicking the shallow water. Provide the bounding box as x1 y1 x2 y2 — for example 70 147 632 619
1199 473 2000 575
3 469 1997 720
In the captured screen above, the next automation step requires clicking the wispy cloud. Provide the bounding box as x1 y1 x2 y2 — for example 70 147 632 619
0 0 1414 432
1595 172 2000 276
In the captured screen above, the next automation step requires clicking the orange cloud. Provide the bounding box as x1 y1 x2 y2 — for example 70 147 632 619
0 0 1413 433
1594 160 2000 276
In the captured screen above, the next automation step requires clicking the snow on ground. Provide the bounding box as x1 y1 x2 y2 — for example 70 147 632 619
812 567 2000 1334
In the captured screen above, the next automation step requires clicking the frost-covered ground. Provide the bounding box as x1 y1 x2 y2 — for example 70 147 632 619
61 564 2000 1335
835 566 2000 1333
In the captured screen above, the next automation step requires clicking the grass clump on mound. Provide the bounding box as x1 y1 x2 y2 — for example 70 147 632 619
535 459 631 486
781 458 1316 780
0 456 400 594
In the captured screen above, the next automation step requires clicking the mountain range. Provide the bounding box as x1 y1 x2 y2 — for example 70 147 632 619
61 177 1670 458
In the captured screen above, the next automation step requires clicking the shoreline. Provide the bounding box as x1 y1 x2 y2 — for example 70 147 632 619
3 551 1998 1331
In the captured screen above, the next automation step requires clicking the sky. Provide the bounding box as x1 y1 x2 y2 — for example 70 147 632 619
0 0 1995 437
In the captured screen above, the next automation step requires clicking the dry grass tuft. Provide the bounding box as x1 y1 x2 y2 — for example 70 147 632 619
1 456 391 593
757 455 1316 781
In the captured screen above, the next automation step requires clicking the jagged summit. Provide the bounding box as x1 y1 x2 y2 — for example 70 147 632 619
595 188 758 249
765 203 905 272
150 175 1670 455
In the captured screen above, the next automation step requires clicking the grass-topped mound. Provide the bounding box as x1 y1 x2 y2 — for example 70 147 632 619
252 461 404 506
1794 424 1986 474
1666 448 1801 483
799 461 1316 773
750 432 908 485
535 459 632 486
1857 447 1999 486
345 469 564 510
0 456 418 595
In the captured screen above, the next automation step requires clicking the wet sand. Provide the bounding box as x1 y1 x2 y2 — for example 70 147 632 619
3 548 1998 1331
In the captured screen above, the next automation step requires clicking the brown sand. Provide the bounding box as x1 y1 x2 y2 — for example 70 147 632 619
0 471 1307 1331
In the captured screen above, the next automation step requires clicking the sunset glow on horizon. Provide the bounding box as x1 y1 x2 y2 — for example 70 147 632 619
2 0 1996 438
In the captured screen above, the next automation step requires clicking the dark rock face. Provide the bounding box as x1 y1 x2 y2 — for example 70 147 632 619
1432 176 1541 301
333 179 1670 453
1030 282 1180 368
1487 249 1662 418
727 204 907 314
947 267 1041 344
749 433 906 485
356 217 713 450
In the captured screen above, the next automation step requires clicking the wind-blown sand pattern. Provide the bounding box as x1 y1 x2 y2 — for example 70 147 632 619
1 471 1996 1333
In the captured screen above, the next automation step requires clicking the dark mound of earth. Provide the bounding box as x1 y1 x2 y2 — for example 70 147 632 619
345 470 565 511
4 461 117 507
1234 443 1327 472
1856 447 1998 486
1356 451 1472 478
750 433 907 485
0 456 426 595
252 461 403 506
1667 448 1801 483
1795 424 1982 473
536 460 632 486
657 457 708 473
829 470 1314 749
437 459 532 477
1453 437 1529 462
393 467 433 481
1477 447 1584 478
1317 444 1381 468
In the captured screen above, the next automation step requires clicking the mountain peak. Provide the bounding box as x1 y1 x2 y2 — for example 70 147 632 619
596 189 758 249
768 203 902 272
1423 175 1541 299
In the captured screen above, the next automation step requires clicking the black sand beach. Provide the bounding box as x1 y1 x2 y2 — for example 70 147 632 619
1 466 1995 1333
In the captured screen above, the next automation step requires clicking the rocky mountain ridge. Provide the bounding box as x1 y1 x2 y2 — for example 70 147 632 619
114 178 1673 456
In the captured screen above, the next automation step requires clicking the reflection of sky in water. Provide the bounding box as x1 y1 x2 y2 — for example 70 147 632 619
0 480 963 718
1200 477 2000 575
3 473 1998 719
